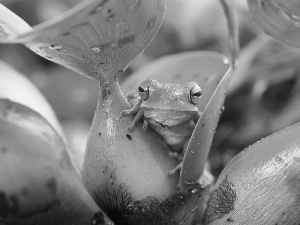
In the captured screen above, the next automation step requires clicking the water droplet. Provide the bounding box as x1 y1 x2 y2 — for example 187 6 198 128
92 47 101 52
48 45 62 51
147 16 157 29
275 156 284 164
223 58 230 64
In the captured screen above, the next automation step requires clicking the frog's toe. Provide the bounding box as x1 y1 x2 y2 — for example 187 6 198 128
169 151 183 161
127 125 134 131
167 162 182 176
167 170 175 176
142 120 148 131
120 110 130 116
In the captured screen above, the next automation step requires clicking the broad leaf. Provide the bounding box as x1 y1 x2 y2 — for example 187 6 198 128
0 0 166 79
0 99 113 225
248 0 300 48
0 60 64 138
204 122 300 224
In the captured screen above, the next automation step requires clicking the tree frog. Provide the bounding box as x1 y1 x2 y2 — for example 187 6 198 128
120 79 202 174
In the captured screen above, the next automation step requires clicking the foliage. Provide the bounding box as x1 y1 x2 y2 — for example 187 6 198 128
0 0 300 224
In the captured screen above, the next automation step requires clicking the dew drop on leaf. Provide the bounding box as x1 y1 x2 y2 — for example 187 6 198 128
92 47 101 53
48 45 63 51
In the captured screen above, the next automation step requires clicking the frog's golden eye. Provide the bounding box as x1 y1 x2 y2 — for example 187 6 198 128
138 85 149 100
189 84 202 105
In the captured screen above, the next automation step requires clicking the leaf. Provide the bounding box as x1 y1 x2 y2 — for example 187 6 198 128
0 3 32 38
248 0 300 48
122 51 231 112
0 0 166 79
178 0 239 192
204 122 300 224
180 64 234 192
0 60 64 138
0 99 113 225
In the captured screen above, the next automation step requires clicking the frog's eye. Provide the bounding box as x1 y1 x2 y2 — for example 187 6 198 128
138 85 149 100
189 84 202 105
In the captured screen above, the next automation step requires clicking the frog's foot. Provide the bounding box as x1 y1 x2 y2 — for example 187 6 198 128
119 98 142 119
120 109 134 117
124 109 144 131
127 123 135 131
169 151 183 161
142 119 148 131
167 161 182 176
183 180 203 194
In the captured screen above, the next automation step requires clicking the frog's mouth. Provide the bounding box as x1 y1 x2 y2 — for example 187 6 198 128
143 109 198 127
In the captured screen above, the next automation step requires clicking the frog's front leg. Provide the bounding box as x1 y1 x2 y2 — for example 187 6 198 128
127 109 144 131
167 161 182 176
167 140 189 176
120 98 144 131
120 97 142 116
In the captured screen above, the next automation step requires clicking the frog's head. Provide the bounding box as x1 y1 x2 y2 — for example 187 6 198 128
137 78 202 112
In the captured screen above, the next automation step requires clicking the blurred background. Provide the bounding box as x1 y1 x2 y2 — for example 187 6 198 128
1 0 300 178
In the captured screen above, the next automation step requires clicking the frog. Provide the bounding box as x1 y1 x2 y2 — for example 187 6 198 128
120 78 203 175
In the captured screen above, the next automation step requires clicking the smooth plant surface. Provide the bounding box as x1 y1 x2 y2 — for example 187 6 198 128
0 0 166 80
204 121 300 224
0 60 64 137
248 0 300 48
0 0 300 225
0 99 113 225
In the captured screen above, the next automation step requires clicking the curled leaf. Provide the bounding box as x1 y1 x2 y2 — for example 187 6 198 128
248 0 300 48
204 122 300 225
179 0 238 192
0 0 166 79
0 3 32 38
0 60 64 138
0 99 113 225
180 62 234 192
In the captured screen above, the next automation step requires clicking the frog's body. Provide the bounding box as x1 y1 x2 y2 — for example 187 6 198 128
142 109 197 152
122 79 202 153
